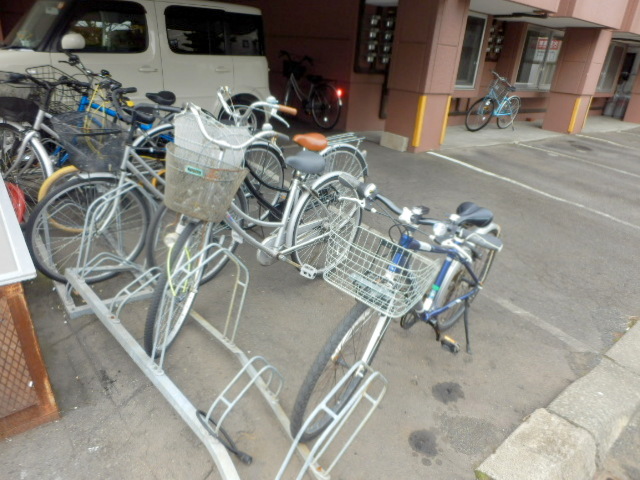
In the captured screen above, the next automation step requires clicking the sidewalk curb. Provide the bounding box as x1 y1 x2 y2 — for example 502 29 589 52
475 321 640 480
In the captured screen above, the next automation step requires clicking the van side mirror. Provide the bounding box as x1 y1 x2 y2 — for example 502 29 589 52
60 32 86 51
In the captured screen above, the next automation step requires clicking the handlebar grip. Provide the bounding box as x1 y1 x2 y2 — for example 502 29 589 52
461 230 503 252
278 105 297 116
120 87 137 94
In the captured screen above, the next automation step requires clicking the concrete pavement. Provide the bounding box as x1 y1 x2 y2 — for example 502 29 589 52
3 114 640 479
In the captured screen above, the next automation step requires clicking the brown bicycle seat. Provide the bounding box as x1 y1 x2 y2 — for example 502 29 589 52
292 133 328 151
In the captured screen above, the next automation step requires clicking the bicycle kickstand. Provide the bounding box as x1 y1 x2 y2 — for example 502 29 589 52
463 298 472 354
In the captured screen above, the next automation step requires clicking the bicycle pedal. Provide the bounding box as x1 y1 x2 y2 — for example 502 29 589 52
440 335 460 354
299 264 317 279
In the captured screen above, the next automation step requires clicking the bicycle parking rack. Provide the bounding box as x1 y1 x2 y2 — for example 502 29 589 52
57 186 388 479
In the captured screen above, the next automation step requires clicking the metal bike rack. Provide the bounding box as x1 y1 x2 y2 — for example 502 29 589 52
57 186 388 479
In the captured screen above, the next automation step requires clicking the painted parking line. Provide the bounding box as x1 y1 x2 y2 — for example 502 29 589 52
519 143 640 179
428 151 640 233
487 294 595 353
575 133 640 149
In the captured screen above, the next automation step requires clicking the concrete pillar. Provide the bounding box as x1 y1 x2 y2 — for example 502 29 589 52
623 72 640 123
382 0 470 152
542 28 612 134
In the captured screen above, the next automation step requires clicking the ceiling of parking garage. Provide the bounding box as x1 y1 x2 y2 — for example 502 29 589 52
469 0 602 28
366 0 606 29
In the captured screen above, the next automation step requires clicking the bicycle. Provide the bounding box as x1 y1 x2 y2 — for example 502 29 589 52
0 66 90 223
24 86 184 284
289 173 503 442
143 106 363 359
0 61 175 223
145 89 368 276
279 50 343 130
465 71 520 132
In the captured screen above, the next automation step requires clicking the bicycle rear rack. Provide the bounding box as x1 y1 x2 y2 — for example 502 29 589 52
56 184 387 479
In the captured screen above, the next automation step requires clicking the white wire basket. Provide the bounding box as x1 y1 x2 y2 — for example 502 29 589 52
164 106 253 222
173 106 252 168
323 225 441 318
164 144 247 222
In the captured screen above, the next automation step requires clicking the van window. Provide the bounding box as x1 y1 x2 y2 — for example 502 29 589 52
165 6 225 55
165 6 264 56
65 1 147 53
226 13 263 56
4 0 70 50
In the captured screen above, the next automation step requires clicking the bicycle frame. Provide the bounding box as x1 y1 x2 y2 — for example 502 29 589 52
224 171 340 265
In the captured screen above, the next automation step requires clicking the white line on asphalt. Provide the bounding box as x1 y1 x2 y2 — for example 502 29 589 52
428 151 640 232
487 294 595 353
519 143 640 179
575 133 640 149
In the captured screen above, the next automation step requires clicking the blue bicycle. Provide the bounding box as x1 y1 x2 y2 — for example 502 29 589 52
290 173 503 441
465 71 520 131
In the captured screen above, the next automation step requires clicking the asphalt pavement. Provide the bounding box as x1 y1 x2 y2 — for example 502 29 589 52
2 115 640 480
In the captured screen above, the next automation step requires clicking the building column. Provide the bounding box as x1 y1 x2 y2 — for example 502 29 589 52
382 0 470 152
623 73 640 123
542 28 612 134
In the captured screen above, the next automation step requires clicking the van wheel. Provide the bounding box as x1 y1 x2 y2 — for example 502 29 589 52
218 94 264 132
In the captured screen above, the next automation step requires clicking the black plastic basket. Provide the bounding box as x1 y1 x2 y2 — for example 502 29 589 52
0 72 40 123
51 112 126 173
283 60 306 80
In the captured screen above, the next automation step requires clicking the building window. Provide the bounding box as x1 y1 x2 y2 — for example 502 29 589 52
456 14 487 89
516 27 563 90
65 1 147 53
597 43 625 93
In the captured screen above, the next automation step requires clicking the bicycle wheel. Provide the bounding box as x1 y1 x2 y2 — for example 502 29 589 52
290 173 361 274
0 123 46 225
310 83 342 130
133 123 173 160
290 302 390 442
321 144 367 181
26 177 150 283
496 96 520 129
465 97 495 132
146 189 247 284
433 225 501 331
243 142 286 224
144 219 207 358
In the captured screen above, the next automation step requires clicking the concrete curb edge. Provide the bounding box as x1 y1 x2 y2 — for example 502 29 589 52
475 320 640 480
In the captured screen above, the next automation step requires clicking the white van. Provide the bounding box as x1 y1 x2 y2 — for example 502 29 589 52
0 0 271 113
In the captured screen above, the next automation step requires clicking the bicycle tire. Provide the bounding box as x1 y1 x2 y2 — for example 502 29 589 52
0 123 47 225
26 177 150 283
496 96 520 129
290 302 390 442
310 83 342 130
433 225 501 331
465 97 495 132
289 173 361 274
144 220 206 358
321 144 367 181
146 189 247 285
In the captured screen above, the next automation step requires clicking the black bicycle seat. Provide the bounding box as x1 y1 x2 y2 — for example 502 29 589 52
455 202 493 227
146 90 176 106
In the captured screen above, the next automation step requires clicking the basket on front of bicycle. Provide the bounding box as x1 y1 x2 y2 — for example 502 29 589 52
0 71 41 123
25 65 90 114
489 77 511 104
164 106 249 222
282 60 306 80
51 111 126 173
323 225 441 318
